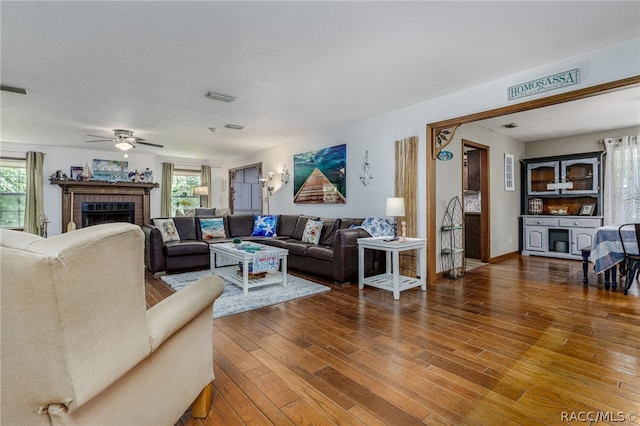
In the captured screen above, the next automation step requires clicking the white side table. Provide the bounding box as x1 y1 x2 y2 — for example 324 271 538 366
357 237 426 300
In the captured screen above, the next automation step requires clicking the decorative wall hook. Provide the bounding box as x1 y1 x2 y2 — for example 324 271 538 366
360 150 373 186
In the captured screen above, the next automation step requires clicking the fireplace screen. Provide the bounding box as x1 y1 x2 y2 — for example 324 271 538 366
81 202 135 228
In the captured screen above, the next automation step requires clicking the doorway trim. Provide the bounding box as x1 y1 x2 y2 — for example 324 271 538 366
462 140 490 263
426 75 640 286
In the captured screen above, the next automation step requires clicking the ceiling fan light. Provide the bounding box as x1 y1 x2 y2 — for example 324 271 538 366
115 141 134 151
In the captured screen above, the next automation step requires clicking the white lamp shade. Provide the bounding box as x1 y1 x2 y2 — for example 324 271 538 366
385 197 405 217
193 186 208 195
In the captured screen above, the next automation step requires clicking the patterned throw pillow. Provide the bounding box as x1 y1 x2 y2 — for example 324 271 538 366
359 217 395 237
252 215 278 237
302 220 323 245
200 218 226 239
153 218 181 242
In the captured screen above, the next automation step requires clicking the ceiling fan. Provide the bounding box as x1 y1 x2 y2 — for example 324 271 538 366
85 129 164 153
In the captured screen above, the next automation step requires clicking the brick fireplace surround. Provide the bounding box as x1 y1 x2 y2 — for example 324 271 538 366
51 180 159 231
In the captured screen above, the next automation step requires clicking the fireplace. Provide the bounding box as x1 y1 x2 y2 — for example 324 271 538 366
52 180 158 232
82 202 135 227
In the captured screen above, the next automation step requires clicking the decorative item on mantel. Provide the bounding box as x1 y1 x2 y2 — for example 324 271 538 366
359 150 373 186
81 162 93 180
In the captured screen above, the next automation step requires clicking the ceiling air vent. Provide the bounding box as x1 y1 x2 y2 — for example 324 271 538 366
1 85 28 95
224 124 244 130
205 92 236 103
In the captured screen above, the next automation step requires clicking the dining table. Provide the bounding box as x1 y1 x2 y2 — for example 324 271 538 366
589 224 639 292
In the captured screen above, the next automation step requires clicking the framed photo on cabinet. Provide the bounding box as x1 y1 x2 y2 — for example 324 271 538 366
579 203 596 216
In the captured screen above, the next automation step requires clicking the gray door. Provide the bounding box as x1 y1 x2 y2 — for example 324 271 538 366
231 166 263 215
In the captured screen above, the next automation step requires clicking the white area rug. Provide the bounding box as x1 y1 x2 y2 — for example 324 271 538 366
161 267 331 318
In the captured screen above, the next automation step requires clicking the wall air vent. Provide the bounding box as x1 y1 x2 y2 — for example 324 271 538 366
205 92 236 103
224 124 244 130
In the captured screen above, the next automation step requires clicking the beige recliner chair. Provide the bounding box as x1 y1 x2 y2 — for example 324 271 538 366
1 223 224 425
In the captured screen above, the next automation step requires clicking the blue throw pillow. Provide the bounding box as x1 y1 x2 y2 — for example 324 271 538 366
358 217 395 237
252 215 278 237
200 218 225 239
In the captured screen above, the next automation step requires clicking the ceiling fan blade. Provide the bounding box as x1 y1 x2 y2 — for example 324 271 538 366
137 141 164 148
86 134 112 139
85 139 113 143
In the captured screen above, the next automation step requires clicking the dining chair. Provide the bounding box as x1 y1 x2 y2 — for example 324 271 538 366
617 223 640 295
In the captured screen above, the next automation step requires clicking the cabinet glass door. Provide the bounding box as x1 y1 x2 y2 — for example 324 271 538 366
527 161 559 195
562 158 598 194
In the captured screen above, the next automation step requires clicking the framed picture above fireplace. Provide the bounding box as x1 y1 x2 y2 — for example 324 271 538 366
93 159 129 182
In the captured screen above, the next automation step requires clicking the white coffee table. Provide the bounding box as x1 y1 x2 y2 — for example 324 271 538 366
357 236 426 300
209 242 289 295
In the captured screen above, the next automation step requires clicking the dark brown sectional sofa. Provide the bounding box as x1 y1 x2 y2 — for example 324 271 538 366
142 214 383 284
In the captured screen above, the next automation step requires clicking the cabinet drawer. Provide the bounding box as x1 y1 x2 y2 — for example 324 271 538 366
523 217 558 226
558 218 601 228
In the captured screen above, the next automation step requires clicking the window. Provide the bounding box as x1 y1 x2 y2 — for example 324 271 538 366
0 158 27 228
171 170 201 216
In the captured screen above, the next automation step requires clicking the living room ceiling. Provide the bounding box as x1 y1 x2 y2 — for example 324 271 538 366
1 2 639 159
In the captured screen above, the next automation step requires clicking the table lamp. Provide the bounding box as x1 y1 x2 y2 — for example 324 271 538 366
385 197 405 241
193 186 208 207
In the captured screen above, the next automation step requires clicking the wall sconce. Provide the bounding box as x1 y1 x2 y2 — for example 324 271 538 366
360 150 373 186
281 164 290 185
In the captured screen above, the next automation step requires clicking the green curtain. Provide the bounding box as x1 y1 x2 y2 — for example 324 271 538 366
160 162 174 217
24 151 44 234
200 165 211 208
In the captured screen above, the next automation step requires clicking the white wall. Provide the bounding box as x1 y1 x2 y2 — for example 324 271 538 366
524 125 640 158
226 37 639 270
0 142 223 236
3 37 638 264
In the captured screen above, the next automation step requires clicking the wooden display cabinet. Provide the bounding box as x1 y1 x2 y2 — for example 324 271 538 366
520 151 603 260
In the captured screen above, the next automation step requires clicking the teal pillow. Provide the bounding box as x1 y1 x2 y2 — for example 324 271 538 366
252 215 278 237
200 218 226 239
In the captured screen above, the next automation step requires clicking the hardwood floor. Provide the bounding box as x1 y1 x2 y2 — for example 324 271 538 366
146 256 640 425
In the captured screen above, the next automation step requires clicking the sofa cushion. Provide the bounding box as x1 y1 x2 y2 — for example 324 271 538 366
173 216 198 240
252 215 278 237
195 208 216 216
306 245 334 262
284 241 311 256
277 214 300 237
164 240 209 256
291 215 319 240
302 220 323 245
227 214 255 237
318 218 341 246
153 218 181 242
263 238 288 249
339 218 364 229
199 218 226 239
